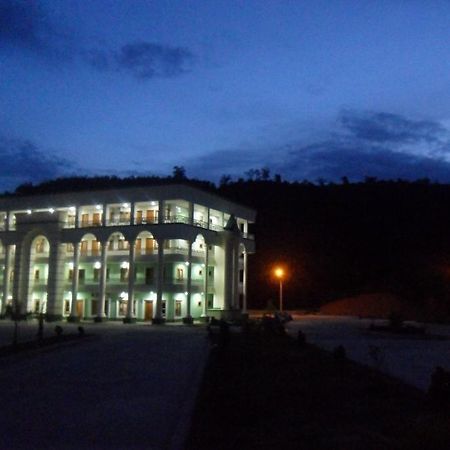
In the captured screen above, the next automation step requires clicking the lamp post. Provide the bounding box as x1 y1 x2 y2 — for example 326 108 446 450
274 267 284 312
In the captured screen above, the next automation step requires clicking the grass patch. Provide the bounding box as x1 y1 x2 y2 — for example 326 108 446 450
187 329 450 449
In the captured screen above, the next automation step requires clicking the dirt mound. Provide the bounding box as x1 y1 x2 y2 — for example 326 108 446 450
320 293 419 319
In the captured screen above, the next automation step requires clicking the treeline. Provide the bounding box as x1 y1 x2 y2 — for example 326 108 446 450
219 177 450 318
5 169 450 318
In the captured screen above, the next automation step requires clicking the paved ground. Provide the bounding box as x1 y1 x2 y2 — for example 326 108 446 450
0 320 209 450
286 315 450 391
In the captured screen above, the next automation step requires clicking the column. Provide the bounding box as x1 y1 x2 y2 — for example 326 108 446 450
102 204 107 226
242 250 248 314
46 240 66 321
183 241 193 323
12 241 28 317
96 240 107 321
1 245 12 315
201 244 209 317
154 238 165 323
158 201 165 224
130 202 135 225
125 239 136 323
233 243 240 309
188 202 194 226
68 242 80 321
75 206 80 228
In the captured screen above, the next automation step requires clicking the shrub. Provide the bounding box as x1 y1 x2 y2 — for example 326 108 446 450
428 366 450 410
332 345 346 361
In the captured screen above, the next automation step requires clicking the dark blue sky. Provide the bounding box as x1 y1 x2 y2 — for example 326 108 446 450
2 0 450 190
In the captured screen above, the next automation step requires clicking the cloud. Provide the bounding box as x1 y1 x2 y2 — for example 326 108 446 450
276 110 450 182
0 136 76 191
340 110 447 145
282 142 450 182
0 0 45 47
85 42 194 79
186 110 450 183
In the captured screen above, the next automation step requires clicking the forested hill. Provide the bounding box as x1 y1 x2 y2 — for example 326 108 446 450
6 175 450 319
218 179 450 318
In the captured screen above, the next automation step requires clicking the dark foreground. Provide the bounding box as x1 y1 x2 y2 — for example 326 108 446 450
187 329 450 450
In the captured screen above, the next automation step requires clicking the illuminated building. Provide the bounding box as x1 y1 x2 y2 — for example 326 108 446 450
0 184 255 322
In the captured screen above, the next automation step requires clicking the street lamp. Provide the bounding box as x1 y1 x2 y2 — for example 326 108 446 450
274 267 284 312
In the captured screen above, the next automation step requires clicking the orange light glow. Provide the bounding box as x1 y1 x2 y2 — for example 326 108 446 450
274 267 284 279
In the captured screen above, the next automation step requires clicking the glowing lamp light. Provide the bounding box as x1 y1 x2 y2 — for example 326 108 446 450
120 261 129 269
94 261 101 269
95 204 102 210
274 267 284 279
49 208 55 214
26 209 32 215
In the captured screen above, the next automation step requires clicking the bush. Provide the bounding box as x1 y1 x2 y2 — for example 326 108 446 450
296 329 306 346
332 345 346 361
428 366 450 410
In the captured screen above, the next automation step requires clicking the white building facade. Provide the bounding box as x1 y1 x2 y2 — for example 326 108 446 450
0 184 255 323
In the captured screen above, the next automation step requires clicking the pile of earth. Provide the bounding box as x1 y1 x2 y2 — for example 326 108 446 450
320 293 420 320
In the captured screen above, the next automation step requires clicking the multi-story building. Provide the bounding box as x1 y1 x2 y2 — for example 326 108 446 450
0 183 255 322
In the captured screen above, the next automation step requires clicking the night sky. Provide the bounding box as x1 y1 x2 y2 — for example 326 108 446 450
2 0 450 191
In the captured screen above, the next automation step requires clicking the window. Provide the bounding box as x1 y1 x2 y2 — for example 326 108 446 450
176 268 184 280
145 267 154 284
79 269 85 281
120 267 129 282
68 269 73 281
175 301 182 316
80 241 88 255
162 300 166 316
92 240 100 256
34 300 40 313
93 268 100 281
35 239 45 253
64 300 70 314
34 269 40 280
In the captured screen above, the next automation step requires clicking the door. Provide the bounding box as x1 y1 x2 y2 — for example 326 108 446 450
136 210 143 224
145 238 154 254
91 300 98 317
93 213 101 226
146 210 155 223
144 301 153 321
76 300 83 318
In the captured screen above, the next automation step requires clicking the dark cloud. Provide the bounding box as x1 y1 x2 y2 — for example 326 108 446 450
86 42 194 79
188 110 450 183
0 136 75 191
282 142 450 182
340 110 447 145
0 0 53 49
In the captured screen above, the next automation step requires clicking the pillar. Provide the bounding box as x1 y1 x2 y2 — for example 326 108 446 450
153 238 165 323
68 242 80 322
1 245 12 315
242 250 248 314
124 239 136 323
46 240 65 321
183 241 193 323
12 241 28 317
201 244 209 317
96 240 107 321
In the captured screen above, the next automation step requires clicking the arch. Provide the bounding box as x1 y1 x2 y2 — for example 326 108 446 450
135 230 156 256
106 231 129 254
192 234 206 255
80 233 101 257
28 234 50 314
